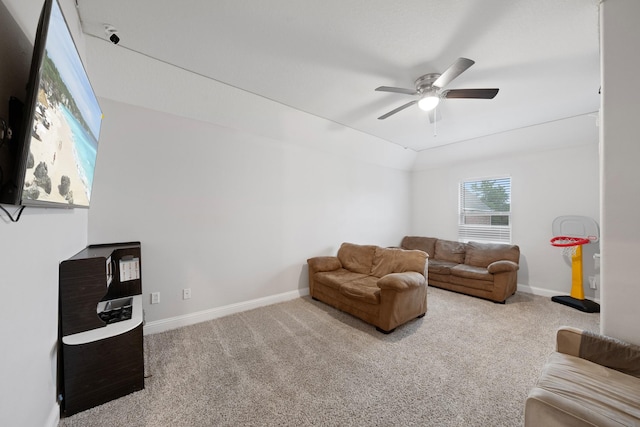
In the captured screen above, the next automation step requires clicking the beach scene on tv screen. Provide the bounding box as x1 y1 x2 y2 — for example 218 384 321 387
22 0 102 207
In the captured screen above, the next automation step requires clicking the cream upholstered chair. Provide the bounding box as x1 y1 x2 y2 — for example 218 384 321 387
525 327 640 426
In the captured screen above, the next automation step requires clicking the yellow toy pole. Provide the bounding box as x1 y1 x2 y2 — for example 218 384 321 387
569 244 584 300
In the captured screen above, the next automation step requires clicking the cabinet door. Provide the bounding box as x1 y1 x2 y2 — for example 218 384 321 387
62 324 144 416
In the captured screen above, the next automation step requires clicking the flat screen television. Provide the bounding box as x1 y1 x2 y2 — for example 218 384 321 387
1 0 102 208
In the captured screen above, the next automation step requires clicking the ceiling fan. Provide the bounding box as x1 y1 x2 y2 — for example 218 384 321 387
375 57 499 121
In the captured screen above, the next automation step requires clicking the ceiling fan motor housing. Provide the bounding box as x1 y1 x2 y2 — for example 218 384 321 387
415 73 441 93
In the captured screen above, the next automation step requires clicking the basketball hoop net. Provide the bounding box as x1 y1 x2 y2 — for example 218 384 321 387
550 236 591 257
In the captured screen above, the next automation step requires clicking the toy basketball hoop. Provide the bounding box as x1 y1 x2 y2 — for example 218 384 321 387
550 216 600 313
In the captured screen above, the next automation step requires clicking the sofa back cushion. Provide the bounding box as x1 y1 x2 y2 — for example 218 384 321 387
371 247 427 278
434 239 466 263
464 241 520 268
400 236 437 258
337 243 377 274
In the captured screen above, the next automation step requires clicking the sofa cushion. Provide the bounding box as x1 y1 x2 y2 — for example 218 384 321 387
371 247 427 278
337 243 377 274
450 264 493 281
400 236 437 258
339 277 381 305
464 241 520 267
314 270 369 290
448 274 494 291
428 260 458 275
434 239 466 263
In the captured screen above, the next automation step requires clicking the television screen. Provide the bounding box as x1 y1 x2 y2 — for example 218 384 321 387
19 0 102 208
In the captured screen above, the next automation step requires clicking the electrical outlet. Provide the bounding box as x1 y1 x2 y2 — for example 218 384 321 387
151 292 160 304
183 288 191 300
588 276 597 289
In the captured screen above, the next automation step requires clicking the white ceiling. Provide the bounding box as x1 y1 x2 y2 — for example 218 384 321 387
76 0 601 152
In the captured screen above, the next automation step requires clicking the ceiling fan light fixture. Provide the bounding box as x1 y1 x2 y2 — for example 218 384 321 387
418 95 440 111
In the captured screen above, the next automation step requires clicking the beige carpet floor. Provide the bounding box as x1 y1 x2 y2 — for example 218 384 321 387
59 286 600 426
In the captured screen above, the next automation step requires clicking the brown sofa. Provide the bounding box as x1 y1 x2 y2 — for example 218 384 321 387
525 327 640 426
307 242 428 333
400 236 520 303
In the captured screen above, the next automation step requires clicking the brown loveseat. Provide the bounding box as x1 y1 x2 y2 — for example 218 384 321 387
525 327 640 426
400 236 520 303
307 242 428 333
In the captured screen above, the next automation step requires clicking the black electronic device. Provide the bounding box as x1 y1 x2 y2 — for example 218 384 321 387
0 0 103 208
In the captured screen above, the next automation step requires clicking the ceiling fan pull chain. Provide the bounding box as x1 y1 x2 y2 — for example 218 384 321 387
433 107 438 137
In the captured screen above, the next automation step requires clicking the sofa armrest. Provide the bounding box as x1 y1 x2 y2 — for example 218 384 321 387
307 256 342 273
487 260 519 274
377 272 425 291
556 326 640 378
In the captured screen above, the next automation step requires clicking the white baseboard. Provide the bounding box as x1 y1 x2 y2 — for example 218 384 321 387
143 284 597 336
143 288 310 335
517 283 600 303
517 283 560 298
45 403 59 427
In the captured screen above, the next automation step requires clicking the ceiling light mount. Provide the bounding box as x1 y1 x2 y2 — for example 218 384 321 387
414 73 441 93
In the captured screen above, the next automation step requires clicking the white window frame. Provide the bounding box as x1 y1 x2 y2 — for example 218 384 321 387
458 176 511 244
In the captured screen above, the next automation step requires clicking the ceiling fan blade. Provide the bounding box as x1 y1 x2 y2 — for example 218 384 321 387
377 100 418 120
375 86 418 95
433 57 475 88
443 88 499 99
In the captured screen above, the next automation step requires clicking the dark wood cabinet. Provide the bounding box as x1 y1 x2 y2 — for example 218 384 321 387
58 242 144 416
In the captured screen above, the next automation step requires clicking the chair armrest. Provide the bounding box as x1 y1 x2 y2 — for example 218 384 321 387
377 272 425 291
307 256 342 273
487 260 519 274
556 326 640 378
556 326 583 356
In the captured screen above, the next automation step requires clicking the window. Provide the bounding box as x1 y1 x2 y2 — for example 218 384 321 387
458 177 511 243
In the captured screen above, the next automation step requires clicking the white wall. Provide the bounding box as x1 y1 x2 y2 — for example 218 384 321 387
0 2 88 426
412 114 600 298
600 0 640 345
86 44 414 325
0 209 87 427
